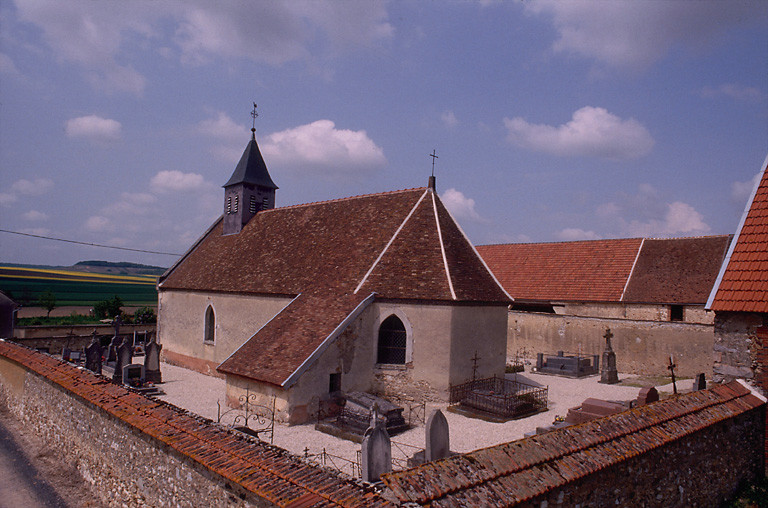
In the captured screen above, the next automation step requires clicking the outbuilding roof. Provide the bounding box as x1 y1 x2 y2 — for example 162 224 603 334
477 236 730 305
381 380 765 507
161 186 510 385
708 154 768 313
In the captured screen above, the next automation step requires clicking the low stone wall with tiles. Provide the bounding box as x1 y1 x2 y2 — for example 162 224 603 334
0 340 388 508
526 403 765 507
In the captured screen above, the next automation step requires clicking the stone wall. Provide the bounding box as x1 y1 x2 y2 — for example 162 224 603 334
508 311 714 377
712 311 766 383
0 357 260 507
526 403 765 507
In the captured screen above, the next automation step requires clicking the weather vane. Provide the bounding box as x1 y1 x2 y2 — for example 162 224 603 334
430 149 438 177
250 102 258 135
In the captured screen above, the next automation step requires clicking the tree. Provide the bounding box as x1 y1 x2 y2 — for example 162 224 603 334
133 306 156 324
93 295 124 320
38 289 57 318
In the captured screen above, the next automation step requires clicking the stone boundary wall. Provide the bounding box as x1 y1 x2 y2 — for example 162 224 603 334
508 311 713 377
527 399 765 507
0 340 389 508
14 323 156 339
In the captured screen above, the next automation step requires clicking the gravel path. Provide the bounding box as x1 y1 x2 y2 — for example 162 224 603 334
157 362 679 472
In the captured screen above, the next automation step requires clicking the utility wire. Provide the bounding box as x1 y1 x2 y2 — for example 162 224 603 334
0 229 182 257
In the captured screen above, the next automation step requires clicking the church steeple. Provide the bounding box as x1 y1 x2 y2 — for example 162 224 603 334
222 104 278 235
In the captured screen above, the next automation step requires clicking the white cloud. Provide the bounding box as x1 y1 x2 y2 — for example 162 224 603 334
731 173 762 204
198 111 248 140
699 83 764 102
22 210 48 221
104 192 157 216
20 227 51 236
504 106 654 160
441 110 458 128
261 120 386 175
14 1 393 93
85 216 112 232
556 228 601 241
65 115 122 141
526 1 767 69
0 178 55 206
441 188 485 223
150 171 207 193
624 201 710 237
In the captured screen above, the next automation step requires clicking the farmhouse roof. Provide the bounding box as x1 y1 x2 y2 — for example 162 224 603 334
223 133 278 189
476 236 730 305
381 380 765 506
708 154 768 313
161 185 510 386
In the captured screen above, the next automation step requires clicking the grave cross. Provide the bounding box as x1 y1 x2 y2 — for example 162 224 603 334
603 328 614 351
471 350 481 381
667 354 678 394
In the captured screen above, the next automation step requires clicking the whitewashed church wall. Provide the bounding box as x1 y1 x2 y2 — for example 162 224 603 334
447 305 508 386
157 290 292 374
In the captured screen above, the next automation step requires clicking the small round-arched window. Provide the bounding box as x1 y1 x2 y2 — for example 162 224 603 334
204 306 215 343
377 315 406 364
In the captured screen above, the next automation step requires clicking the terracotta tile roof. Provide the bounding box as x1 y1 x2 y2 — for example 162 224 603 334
622 236 731 304
0 340 391 507
709 156 768 313
382 380 765 506
476 239 643 302
162 187 509 385
0 340 390 506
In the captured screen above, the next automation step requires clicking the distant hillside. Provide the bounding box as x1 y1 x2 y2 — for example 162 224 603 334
2 261 167 276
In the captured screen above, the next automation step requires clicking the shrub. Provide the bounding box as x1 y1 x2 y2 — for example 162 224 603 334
133 306 156 324
93 295 124 320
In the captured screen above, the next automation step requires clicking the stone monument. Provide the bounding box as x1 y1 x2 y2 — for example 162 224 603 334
85 336 103 375
113 337 133 384
599 328 619 384
144 338 162 383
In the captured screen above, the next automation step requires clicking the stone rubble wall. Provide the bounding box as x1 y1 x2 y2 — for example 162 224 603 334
0 356 267 508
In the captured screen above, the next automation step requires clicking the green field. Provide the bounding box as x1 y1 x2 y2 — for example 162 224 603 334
0 266 158 306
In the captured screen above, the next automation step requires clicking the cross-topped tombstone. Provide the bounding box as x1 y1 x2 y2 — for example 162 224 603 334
599 328 619 384
425 409 450 462
144 338 162 383
106 335 120 363
361 420 392 483
112 337 133 384
112 314 123 337
85 337 103 375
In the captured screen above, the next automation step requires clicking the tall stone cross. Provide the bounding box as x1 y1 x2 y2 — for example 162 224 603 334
471 350 481 381
603 328 614 351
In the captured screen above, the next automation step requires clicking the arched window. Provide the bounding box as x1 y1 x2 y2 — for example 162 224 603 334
377 315 407 364
204 306 215 343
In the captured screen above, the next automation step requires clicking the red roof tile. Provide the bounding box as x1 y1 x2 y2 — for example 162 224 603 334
709 156 768 312
0 340 391 507
476 238 643 302
162 187 509 385
382 380 765 506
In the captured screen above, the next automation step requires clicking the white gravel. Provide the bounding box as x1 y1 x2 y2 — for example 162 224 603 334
156 362 681 471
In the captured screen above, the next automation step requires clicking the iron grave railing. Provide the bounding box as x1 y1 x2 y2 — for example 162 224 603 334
450 375 548 419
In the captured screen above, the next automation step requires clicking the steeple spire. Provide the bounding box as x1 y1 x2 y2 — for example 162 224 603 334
222 103 278 235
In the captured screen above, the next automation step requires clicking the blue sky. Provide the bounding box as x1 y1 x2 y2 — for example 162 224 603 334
1 1 766 268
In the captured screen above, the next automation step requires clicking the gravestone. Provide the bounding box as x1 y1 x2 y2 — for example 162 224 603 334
361 419 392 483
106 335 121 363
85 338 103 375
425 409 450 462
122 363 145 387
144 339 162 383
693 373 706 391
599 328 619 384
112 338 133 384
636 386 659 406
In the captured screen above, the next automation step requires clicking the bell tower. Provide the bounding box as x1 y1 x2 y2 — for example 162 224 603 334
222 104 278 235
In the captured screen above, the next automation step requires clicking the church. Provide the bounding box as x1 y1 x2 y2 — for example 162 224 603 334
157 123 511 423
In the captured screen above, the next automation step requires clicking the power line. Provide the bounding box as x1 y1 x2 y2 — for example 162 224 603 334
0 229 182 257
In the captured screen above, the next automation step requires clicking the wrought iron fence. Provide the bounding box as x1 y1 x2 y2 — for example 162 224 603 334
449 375 548 418
217 391 276 444
303 448 362 478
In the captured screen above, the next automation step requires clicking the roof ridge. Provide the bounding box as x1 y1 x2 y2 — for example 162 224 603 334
478 238 643 248
264 187 427 212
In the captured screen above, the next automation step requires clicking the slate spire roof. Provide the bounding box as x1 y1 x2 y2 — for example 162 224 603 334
223 131 278 189
708 154 768 313
160 185 510 386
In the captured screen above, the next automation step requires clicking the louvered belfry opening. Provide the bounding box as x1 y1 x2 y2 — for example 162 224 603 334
377 315 407 364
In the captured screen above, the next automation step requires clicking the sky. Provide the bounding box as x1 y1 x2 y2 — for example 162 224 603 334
1 0 767 268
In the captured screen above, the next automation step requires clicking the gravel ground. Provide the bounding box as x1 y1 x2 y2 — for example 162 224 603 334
157 362 682 472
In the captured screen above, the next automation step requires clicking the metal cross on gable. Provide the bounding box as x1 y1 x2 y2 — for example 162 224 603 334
430 149 438 177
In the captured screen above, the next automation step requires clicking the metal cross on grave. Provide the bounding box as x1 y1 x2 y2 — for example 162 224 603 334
471 350 481 381
667 354 678 394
